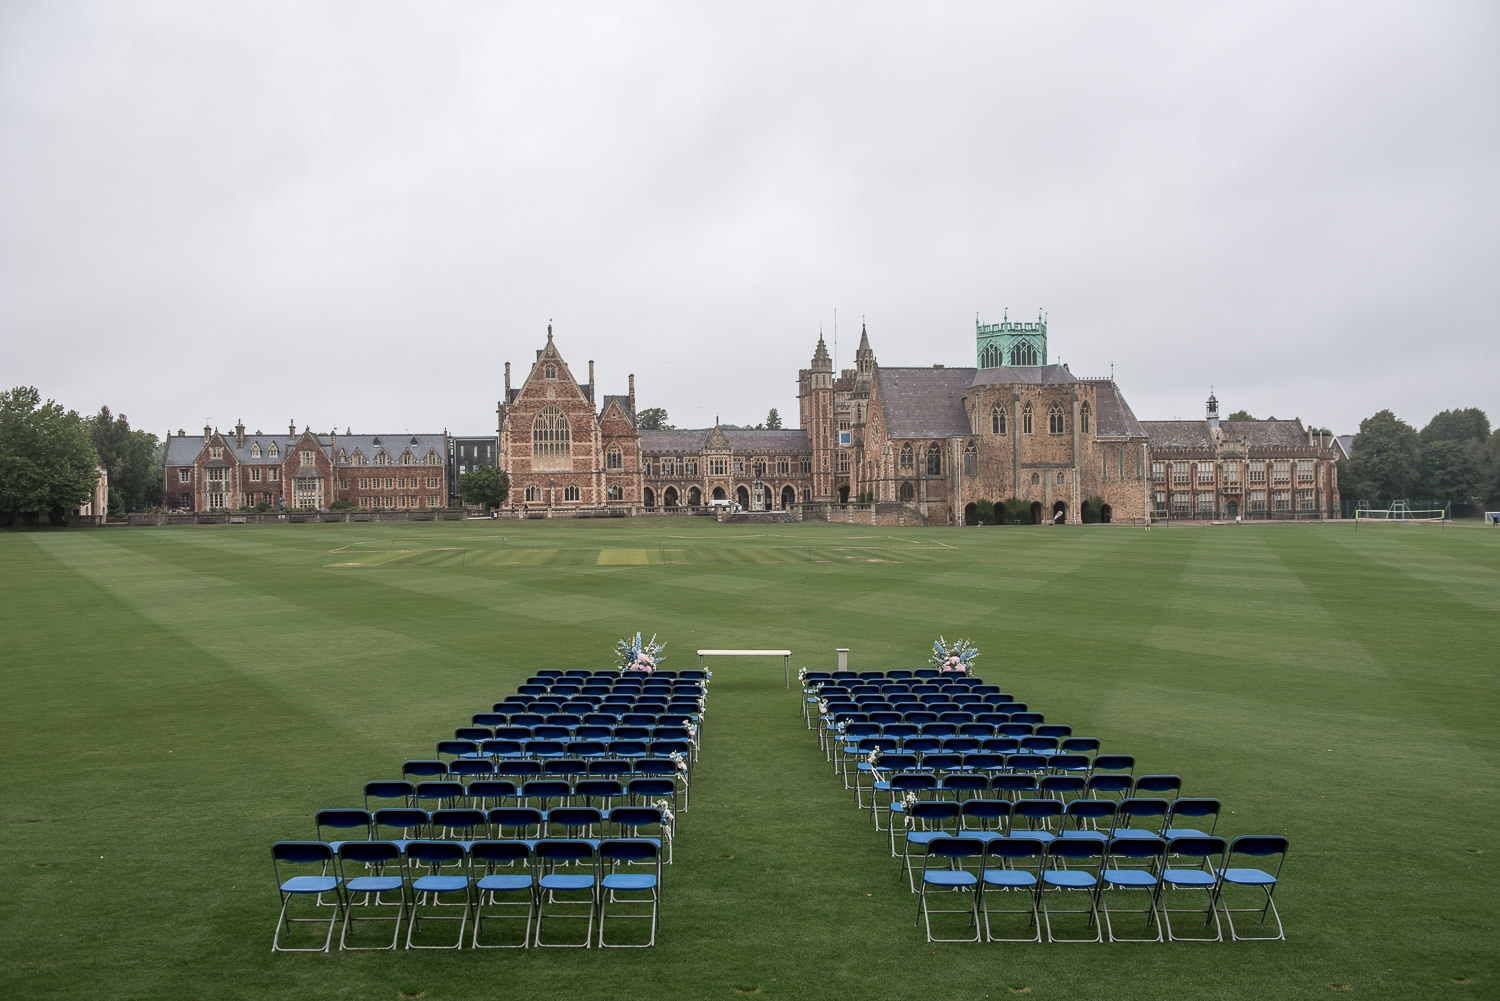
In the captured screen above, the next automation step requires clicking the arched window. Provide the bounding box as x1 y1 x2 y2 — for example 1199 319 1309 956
607 485 622 501
1048 403 1065 435
533 405 571 468
926 444 942 476
991 406 1006 435
1022 402 1033 435
545 364 557 380
606 446 622 470
1010 342 1039 366
564 484 580 502
980 343 1001 367
899 481 915 502
899 443 914 470
524 484 541 503
1080 401 1091 435
963 440 977 475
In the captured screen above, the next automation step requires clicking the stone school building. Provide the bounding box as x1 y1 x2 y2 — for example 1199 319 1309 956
495 317 1156 525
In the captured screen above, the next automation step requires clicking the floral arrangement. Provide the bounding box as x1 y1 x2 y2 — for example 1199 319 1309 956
931 636 979 673
616 631 665 673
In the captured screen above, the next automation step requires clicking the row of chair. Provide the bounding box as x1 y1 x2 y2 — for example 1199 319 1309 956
272 837 660 951
363 774 688 815
799 672 1288 943
318 804 674 856
914 833 1287 943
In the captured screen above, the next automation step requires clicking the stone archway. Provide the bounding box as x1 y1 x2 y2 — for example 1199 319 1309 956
780 485 795 510
1100 503 1113 523
688 486 702 507
1052 500 1067 525
1029 501 1043 524
735 485 750 508
712 486 726 501
838 485 850 503
993 502 1006 524
663 486 679 508
644 487 655 509
964 502 978 526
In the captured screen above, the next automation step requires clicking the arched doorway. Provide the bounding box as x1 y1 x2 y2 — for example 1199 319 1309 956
1052 501 1067 525
1224 500 1237 519
780 485 795 509
735 485 750 508
663 486 679 508
1029 501 1043 524
712 486 726 501
1100 503 1112 523
643 487 655 509
993 502 1006 524
838 485 850 503
964 503 978 526
688 486 702 507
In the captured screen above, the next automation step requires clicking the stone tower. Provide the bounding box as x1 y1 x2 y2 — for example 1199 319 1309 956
976 310 1048 368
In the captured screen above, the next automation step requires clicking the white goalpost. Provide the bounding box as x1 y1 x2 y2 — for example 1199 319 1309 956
1353 500 1448 528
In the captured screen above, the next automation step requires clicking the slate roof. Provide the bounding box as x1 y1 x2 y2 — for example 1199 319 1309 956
1092 382 1147 439
876 367 978 438
969 364 1078 388
638 429 811 453
1141 418 1310 450
601 395 635 423
163 431 446 466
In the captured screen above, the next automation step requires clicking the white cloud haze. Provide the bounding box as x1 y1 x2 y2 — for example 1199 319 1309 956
3 2 1496 439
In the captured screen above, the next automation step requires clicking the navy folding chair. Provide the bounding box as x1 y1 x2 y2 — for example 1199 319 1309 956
533 839 598 947
336 840 406 951
1038 838 1104 943
271 841 341 952
915 836 983 943
1159 835 1226 941
597 838 661 947
1099 835 1166 942
1216 835 1288 941
980 836 1044 942
404 840 471 949
470 839 535 949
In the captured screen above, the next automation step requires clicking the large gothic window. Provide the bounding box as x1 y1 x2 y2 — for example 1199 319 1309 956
899 481 915 502
532 405 571 469
963 440 977 475
899 443 914 470
1080 401 1091 435
992 406 1006 435
980 343 1001 368
926 444 942 476
1009 342 1039 366
1048 403 1065 435
1022 402 1034 434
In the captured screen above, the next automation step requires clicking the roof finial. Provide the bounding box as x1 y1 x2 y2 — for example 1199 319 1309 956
547 320 553 342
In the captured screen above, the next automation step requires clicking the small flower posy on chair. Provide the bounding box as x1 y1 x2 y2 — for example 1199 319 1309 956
617 632 666 673
931 636 979 674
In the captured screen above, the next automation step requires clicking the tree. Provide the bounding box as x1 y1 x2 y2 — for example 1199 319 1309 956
635 408 673 431
0 386 99 525
457 465 510 510
1420 439 1483 504
765 408 782 430
90 407 162 514
1419 408 1490 446
1226 409 1255 421
1347 409 1421 501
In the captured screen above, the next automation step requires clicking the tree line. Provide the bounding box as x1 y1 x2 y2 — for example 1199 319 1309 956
1 387 163 525
1342 407 1498 512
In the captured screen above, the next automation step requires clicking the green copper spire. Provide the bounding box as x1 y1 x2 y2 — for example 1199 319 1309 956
976 309 1047 368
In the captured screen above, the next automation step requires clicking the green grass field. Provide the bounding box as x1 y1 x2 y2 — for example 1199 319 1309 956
2 519 1496 1001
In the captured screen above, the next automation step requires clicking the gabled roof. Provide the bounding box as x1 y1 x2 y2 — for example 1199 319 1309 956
1092 382 1147 439
164 431 446 467
1142 418 1310 450
876 367 977 439
638 429 811 453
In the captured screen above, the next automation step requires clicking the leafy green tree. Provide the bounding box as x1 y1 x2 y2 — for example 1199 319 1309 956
971 498 995 525
1348 409 1421 500
0 386 99 525
457 465 510 510
636 407 673 431
1420 439 1483 503
765 408 782 430
1419 408 1490 446
90 407 162 514
1226 409 1255 421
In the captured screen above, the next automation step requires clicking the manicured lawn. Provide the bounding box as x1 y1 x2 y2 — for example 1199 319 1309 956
1 519 1496 1000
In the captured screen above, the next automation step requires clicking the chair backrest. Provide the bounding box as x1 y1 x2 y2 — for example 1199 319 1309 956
488 806 545 836
365 780 415 810
598 837 659 866
337 839 401 867
1105 835 1166 866
960 797 1012 829
315 808 373 840
1164 797 1221 834
403 759 448 779
430 808 488 839
1012 798 1065 831
274 840 335 865
1133 774 1184 796
1045 837 1104 866
1091 753 1135 774
1063 798 1116 830
986 835 1046 865
1115 797 1171 833
1164 834 1227 865
405 839 466 867
924 835 985 865
1225 835 1289 873
373 808 430 840
533 838 596 866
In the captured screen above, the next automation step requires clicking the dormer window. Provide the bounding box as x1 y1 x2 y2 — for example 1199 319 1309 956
250 443 261 458
268 443 279 457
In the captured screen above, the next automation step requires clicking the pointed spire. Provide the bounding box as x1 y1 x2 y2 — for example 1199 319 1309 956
811 334 832 370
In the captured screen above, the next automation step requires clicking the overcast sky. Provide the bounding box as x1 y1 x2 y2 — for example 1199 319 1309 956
3 2 1496 443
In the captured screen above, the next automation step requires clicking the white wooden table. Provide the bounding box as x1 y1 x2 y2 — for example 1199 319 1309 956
696 649 793 688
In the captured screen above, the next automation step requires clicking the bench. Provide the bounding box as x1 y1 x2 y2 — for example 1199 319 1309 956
696 649 793 689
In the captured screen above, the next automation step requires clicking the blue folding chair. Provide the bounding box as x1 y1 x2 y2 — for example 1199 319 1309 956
900 799 963 891
1099 835 1166 942
1159 835 1226 941
336 840 406 951
915 836 984 943
1162 797 1222 840
1038 838 1104 942
533 839 598 948
470 839 535 949
403 840 471 949
1216 835 1288 941
271 841 341 952
980 836 1045 942
597 838 661 947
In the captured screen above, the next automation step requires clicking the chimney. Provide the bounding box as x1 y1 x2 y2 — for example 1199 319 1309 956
235 420 245 448
203 423 211 443
588 360 596 405
629 373 636 419
289 419 296 437
504 361 511 398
